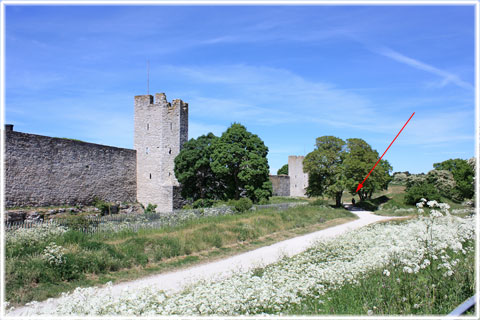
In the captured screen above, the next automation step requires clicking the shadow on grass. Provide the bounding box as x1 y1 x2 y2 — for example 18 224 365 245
356 195 390 211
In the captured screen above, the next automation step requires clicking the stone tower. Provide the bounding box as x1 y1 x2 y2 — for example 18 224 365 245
288 155 308 197
134 93 188 212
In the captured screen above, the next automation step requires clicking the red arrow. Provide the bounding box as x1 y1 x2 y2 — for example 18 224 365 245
356 112 415 193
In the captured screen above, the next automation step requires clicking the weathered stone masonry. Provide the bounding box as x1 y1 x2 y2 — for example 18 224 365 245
269 175 290 196
288 155 308 197
134 93 188 212
5 127 136 207
5 92 188 212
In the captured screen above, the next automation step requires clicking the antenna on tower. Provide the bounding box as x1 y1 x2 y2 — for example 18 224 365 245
147 60 150 95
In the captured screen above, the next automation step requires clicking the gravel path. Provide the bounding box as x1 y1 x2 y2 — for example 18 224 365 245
8 206 405 316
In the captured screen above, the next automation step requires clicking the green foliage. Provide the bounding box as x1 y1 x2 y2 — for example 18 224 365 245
211 123 272 203
258 198 270 205
391 172 409 185
61 216 94 231
143 204 157 214
425 169 457 200
304 136 347 207
174 133 222 201
229 198 253 213
277 164 288 175
174 124 272 204
192 198 215 209
93 198 113 216
304 136 392 206
404 182 441 205
433 158 474 200
344 138 392 201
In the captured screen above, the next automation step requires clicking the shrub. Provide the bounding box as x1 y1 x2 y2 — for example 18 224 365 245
404 182 441 205
61 215 93 231
258 198 270 205
93 198 113 216
192 199 215 208
143 203 157 214
230 198 253 213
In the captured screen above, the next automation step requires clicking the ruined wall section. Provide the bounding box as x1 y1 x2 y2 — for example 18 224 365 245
5 129 136 208
134 93 188 212
269 175 290 196
288 155 308 197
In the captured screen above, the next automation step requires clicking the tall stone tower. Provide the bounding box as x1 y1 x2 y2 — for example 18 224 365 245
288 155 308 197
134 93 188 212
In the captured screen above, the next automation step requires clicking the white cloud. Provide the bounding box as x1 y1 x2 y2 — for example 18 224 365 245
373 46 473 90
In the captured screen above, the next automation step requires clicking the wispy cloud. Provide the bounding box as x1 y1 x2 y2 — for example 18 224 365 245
373 46 473 90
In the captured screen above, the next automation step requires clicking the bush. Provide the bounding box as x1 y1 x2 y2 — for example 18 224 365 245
258 198 270 205
93 198 114 216
192 199 215 208
143 203 157 214
404 182 441 205
229 198 253 213
61 216 93 231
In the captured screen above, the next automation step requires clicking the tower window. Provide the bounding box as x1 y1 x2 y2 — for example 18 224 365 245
147 123 149 130
168 148 172 154
146 147 149 154
170 123 172 130
149 173 152 179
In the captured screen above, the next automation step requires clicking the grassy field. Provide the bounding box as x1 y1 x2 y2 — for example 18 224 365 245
5 203 355 306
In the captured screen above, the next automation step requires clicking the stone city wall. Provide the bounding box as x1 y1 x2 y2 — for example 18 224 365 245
5 127 137 207
269 175 290 196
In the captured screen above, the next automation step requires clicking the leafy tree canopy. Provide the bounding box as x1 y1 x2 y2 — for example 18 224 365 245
343 138 392 201
303 136 346 206
277 164 288 175
304 136 392 205
210 123 272 202
174 133 222 201
433 158 474 199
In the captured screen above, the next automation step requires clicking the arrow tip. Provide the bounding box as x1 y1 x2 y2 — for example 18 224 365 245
356 183 363 193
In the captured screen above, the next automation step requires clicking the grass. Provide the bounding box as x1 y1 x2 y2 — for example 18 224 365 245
268 196 308 204
6 203 356 306
285 239 475 316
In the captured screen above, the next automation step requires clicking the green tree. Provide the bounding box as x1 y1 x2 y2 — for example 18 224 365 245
433 158 474 199
174 133 222 201
211 123 272 202
277 164 288 175
303 136 347 207
343 138 392 201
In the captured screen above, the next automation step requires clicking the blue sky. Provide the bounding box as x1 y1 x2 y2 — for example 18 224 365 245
5 4 475 174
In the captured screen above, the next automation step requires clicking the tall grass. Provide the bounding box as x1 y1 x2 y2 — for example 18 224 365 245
5 204 355 306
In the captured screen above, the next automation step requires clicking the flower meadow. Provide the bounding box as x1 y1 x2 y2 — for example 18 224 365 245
10 200 476 316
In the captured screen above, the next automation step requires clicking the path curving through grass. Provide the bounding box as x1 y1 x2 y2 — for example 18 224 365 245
8 206 406 316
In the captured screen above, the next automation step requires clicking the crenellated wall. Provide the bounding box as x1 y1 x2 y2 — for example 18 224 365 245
134 93 188 212
5 128 137 208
